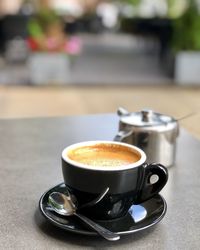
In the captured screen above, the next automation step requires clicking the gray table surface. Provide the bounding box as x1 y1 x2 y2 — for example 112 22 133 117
0 113 200 250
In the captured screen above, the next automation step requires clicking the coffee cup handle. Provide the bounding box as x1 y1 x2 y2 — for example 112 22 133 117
135 163 168 204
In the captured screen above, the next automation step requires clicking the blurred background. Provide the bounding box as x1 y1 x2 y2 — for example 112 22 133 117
0 0 200 138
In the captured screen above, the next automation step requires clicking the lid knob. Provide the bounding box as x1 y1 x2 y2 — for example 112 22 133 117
117 107 129 116
141 109 154 122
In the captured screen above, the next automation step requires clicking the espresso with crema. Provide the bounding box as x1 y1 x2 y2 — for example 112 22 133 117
67 143 140 167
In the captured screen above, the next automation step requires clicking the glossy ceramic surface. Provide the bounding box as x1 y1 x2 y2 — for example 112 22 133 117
39 183 167 236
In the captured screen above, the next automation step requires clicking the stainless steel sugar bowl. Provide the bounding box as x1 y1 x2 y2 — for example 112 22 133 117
114 108 179 167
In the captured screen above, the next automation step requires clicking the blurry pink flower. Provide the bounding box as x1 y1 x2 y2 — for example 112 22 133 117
66 36 82 55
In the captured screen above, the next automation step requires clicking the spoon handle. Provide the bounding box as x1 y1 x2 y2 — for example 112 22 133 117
75 213 120 241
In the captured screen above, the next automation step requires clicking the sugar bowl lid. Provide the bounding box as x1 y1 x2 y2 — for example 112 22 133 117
117 107 177 127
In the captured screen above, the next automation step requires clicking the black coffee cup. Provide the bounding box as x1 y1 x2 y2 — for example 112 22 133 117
62 141 168 220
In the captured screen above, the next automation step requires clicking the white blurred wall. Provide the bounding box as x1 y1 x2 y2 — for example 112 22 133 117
0 0 22 15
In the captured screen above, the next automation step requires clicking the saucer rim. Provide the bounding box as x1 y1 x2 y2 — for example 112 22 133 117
39 183 167 236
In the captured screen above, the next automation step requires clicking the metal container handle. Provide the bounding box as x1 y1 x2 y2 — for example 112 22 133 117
114 130 133 142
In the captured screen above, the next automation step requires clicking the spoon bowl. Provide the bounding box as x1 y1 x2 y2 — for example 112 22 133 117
48 192 120 241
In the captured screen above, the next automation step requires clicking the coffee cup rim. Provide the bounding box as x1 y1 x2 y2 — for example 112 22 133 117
62 141 146 171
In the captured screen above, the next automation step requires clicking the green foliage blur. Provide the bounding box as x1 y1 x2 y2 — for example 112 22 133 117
125 0 140 6
172 0 200 51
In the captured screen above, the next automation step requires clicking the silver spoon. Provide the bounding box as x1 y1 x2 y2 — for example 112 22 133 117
48 192 120 241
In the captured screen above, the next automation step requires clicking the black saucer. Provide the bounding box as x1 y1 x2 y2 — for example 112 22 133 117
39 183 167 236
